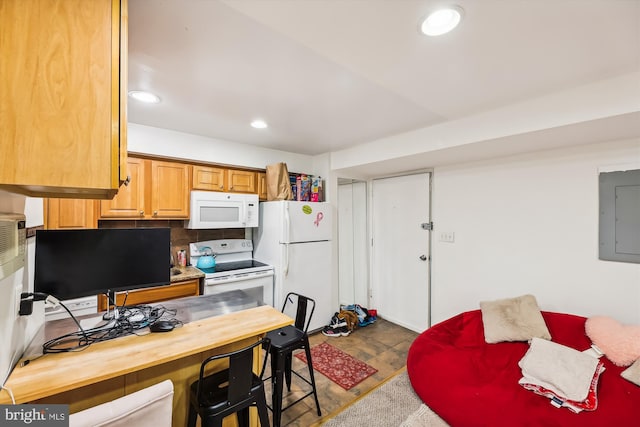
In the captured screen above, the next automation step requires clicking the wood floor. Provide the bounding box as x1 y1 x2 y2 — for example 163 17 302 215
264 318 419 426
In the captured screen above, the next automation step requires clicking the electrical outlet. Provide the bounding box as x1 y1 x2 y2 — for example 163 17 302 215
439 231 455 243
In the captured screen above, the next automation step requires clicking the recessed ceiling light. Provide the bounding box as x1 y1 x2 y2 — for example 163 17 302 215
128 90 160 103
250 119 268 129
420 6 463 36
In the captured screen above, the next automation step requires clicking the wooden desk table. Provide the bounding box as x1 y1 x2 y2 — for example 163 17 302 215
0 303 292 426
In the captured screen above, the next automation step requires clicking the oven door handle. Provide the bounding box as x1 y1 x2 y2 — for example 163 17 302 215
206 271 274 285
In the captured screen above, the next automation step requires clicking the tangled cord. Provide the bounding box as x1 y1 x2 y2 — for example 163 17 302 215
42 303 181 354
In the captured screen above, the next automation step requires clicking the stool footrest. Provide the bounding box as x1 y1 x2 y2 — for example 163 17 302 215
292 370 313 387
267 390 316 413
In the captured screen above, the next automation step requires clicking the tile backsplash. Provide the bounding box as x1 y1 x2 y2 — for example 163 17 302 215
98 220 245 266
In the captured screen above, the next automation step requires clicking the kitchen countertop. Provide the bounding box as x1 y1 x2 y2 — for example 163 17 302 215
0 292 293 425
33 290 266 347
170 265 204 283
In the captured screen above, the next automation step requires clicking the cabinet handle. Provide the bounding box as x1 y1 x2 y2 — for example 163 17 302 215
124 175 131 186
153 211 158 216
219 184 223 189
230 186 233 190
139 210 144 216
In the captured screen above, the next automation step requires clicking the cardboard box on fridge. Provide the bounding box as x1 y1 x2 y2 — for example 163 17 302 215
298 175 311 201
311 176 320 202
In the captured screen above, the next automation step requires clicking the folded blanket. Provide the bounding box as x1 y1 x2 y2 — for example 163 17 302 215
518 337 599 401
520 361 605 412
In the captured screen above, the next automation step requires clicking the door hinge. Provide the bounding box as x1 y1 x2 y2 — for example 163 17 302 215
421 222 433 230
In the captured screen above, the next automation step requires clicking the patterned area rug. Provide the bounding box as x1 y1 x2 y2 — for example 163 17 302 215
295 342 378 390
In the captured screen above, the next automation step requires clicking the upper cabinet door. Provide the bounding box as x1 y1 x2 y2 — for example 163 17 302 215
0 0 127 199
100 157 146 218
100 158 190 219
192 165 226 192
150 160 191 218
227 170 256 193
257 172 267 200
45 199 98 229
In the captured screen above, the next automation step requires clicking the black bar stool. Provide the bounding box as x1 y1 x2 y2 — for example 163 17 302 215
265 292 321 427
188 337 271 427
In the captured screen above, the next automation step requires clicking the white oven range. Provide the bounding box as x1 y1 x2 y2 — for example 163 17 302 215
189 239 274 306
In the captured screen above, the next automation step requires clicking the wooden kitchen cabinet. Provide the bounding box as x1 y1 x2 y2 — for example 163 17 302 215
44 199 98 229
192 165 226 191
100 158 190 219
193 165 257 194
257 172 267 200
97 278 200 311
227 169 256 193
0 0 128 199
100 157 146 218
150 160 191 218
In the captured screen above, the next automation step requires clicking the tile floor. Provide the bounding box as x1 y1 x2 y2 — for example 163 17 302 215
263 318 419 426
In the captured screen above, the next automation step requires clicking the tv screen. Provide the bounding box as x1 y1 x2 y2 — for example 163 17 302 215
34 228 171 300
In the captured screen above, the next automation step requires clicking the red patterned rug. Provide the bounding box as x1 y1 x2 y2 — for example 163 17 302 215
295 342 378 390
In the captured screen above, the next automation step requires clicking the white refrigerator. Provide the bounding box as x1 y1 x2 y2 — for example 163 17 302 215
253 201 332 332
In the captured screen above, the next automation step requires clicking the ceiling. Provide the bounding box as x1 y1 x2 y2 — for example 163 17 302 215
128 0 640 158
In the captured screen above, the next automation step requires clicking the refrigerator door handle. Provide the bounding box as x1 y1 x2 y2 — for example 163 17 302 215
283 203 290 243
283 243 290 276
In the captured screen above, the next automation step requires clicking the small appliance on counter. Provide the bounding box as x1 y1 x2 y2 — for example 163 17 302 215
195 247 216 269
189 239 273 306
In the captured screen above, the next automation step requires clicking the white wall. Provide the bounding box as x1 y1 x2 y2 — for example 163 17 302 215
331 71 640 174
128 123 314 173
430 138 640 325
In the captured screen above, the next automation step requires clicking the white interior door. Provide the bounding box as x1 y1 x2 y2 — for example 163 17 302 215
338 184 355 304
338 181 368 306
371 173 430 332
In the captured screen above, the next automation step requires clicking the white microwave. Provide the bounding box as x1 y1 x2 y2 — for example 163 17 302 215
187 191 259 229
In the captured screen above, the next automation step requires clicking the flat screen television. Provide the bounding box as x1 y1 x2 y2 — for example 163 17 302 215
34 228 171 300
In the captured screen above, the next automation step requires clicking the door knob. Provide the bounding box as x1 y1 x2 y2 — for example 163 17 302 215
419 255 427 261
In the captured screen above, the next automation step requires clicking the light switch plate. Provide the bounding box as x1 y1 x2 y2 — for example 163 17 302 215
439 231 455 243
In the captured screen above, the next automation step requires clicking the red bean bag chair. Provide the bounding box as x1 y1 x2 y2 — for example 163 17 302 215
407 310 640 427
